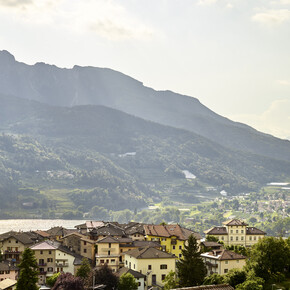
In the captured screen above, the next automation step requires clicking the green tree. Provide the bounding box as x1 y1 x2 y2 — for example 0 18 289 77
205 235 219 243
118 273 138 290
16 248 39 290
176 235 207 287
76 258 91 280
235 269 264 290
163 271 179 290
203 273 224 285
223 268 247 288
52 273 84 290
46 272 61 287
247 237 290 281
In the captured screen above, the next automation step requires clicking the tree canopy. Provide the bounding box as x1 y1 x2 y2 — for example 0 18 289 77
118 273 138 290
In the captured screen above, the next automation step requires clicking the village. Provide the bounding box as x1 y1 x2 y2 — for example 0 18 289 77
0 218 270 290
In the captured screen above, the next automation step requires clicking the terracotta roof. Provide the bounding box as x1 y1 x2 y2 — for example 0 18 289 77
173 284 234 290
246 227 266 235
205 227 228 235
223 219 248 226
201 249 246 261
144 224 200 240
123 247 176 259
117 267 146 279
33 230 50 238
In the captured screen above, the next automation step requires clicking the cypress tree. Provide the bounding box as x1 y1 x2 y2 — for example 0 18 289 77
176 235 207 287
16 248 39 290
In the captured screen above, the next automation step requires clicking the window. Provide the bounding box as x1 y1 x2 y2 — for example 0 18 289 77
125 260 127 265
40 251 43 254
230 230 233 234
179 254 182 258
224 269 228 273
230 237 233 241
49 250 52 254
160 264 167 269
173 246 175 250
241 236 244 240
108 250 110 256
225 261 228 264
16 240 18 244
161 245 166 251
162 274 166 281
48 267 53 272
162 238 166 241
254 236 256 240
100 260 104 264
221 236 224 240
179 245 182 250
241 230 244 234
84 241 87 246
8 240 11 243
236 237 239 241
134 264 135 269
111 259 115 264
47 258 53 262
236 230 239 233
109 243 111 248
5 271 10 274
84 249 87 253
249 236 252 241
148 265 152 270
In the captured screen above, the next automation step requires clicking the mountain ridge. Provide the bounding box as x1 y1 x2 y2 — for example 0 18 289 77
1 50 289 162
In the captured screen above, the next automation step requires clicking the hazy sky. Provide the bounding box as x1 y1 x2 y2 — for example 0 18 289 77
0 0 289 139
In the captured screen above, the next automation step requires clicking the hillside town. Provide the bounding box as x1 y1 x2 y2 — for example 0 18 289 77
1 218 287 290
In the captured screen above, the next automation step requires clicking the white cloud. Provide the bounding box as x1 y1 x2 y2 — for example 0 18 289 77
197 0 217 5
0 0 33 8
277 80 290 86
0 0 155 41
230 99 290 139
252 9 290 26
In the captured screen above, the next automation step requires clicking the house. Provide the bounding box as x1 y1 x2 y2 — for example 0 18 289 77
117 267 146 290
60 232 95 261
200 241 223 252
30 240 85 285
120 222 146 241
201 249 246 275
46 227 76 241
0 262 18 281
204 219 266 247
123 247 176 289
144 224 201 258
0 278 17 290
89 223 125 241
75 221 105 234
0 231 43 262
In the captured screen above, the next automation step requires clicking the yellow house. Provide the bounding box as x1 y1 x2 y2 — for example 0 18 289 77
201 249 247 275
123 247 176 289
144 224 201 258
205 219 266 247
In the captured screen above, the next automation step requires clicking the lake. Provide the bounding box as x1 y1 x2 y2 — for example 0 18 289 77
0 219 86 234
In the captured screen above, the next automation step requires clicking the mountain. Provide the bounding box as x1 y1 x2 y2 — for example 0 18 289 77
0 50 289 162
0 94 290 217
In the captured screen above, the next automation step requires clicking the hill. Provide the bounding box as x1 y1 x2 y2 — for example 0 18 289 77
0 50 289 162
0 94 289 217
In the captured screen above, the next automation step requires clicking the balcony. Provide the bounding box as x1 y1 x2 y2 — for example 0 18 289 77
55 262 69 267
171 239 177 245
206 261 218 268
39 271 47 275
5 250 22 254
38 263 47 266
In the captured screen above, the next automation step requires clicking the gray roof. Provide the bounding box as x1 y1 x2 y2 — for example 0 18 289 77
117 267 146 279
123 247 176 259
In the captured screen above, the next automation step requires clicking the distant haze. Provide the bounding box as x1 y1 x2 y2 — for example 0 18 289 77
0 0 289 139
